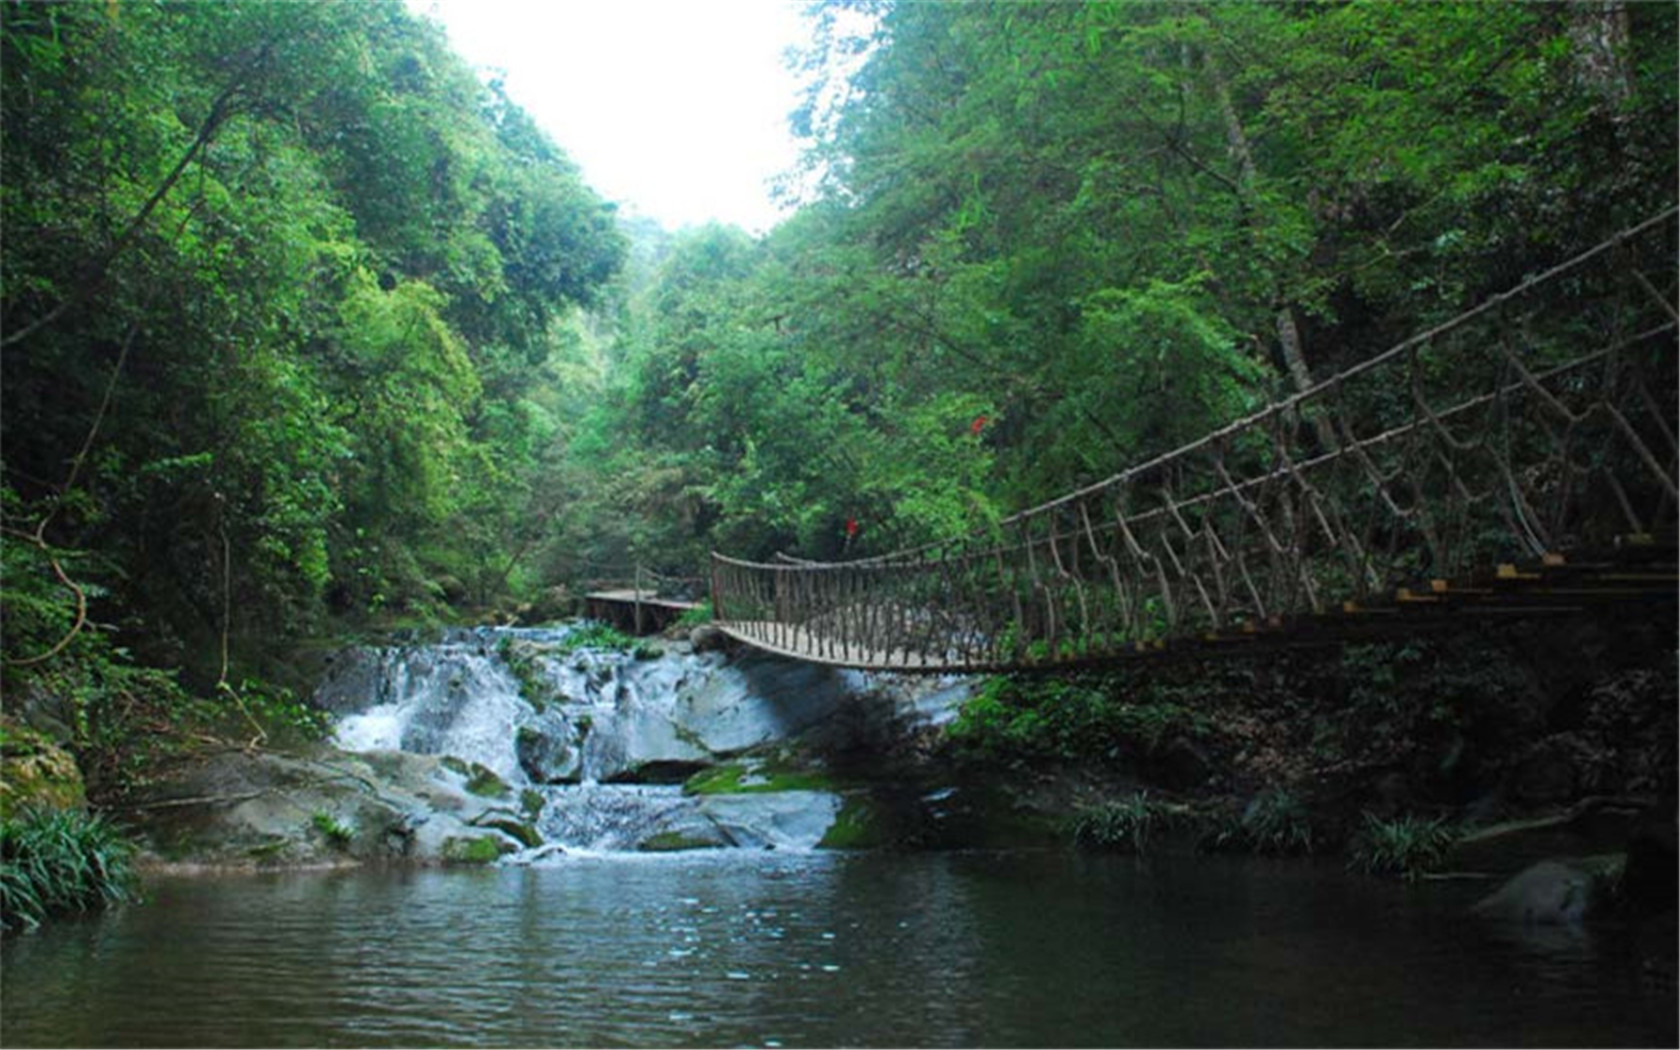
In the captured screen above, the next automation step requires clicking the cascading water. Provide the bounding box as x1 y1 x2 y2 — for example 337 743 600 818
315 624 860 854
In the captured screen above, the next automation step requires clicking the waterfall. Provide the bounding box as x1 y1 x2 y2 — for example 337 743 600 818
314 624 867 854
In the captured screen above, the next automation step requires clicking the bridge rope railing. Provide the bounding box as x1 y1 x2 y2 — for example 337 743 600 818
711 210 1678 671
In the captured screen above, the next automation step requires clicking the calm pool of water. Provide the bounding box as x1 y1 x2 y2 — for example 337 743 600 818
2 851 1672 1047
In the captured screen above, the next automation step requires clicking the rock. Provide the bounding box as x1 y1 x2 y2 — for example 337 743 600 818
689 624 730 653
119 746 536 868
505 842 568 865
442 834 515 864
606 759 712 785
637 830 728 852
1473 860 1597 924
0 718 85 817
697 791 842 850
515 725 580 784
311 646 393 715
674 654 844 754
582 704 712 783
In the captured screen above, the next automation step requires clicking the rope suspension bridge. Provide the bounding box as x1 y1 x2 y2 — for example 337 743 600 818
707 211 1679 672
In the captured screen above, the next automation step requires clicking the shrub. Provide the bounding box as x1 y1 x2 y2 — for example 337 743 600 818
1071 792 1162 854
1 806 139 933
1348 812 1457 879
674 601 713 629
947 674 1211 765
554 621 638 656
1206 788 1316 855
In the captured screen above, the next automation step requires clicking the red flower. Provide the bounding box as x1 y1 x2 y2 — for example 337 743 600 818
970 414 989 435
845 517 859 537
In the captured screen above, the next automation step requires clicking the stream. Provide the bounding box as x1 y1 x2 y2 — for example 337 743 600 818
3 851 1673 1047
2 625 1673 1046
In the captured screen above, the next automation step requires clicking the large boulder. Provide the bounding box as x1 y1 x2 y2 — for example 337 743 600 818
673 655 846 754
1473 860 1597 925
689 624 731 653
119 745 537 868
697 791 843 850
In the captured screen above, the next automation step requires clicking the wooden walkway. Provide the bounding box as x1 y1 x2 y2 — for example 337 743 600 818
583 589 701 635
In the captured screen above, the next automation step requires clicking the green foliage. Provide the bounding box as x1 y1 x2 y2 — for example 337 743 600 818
2 0 624 691
552 621 639 656
948 674 1211 765
1 806 139 933
1070 792 1164 854
674 601 714 629
818 797 883 850
1205 788 1316 856
1348 813 1458 880
309 811 353 848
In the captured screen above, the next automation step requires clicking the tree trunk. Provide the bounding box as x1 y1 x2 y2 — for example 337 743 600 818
1567 0 1633 108
1207 52 1338 449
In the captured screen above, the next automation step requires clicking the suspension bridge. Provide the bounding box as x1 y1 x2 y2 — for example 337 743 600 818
707 211 1679 672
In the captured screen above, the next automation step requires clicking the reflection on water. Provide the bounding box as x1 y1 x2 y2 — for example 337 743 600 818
2 852 1673 1048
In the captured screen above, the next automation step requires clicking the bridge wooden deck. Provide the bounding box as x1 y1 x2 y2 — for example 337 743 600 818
714 542 1677 673
583 589 701 635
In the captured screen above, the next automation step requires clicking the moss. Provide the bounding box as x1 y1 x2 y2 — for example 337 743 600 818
309 810 353 848
441 756 512 799
0 720 86 818
474 817 542 849
520 789 545 822
683 761 834 796
442 835 510 864
638 831 722 852
818 797 883 850
497 637 558 710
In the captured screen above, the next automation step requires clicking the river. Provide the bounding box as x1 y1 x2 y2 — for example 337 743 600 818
3 850 1673 1047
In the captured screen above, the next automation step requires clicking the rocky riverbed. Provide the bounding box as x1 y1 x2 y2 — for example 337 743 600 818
109 625 980 868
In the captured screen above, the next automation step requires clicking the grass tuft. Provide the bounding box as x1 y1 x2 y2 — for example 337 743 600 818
1 806 139 933
1348 812 1457 880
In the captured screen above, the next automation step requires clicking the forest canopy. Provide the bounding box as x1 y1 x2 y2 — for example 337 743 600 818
2 1 1674 722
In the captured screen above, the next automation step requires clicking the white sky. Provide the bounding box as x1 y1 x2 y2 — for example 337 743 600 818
412 0 808 234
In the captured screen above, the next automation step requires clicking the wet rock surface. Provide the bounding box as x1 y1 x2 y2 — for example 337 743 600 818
134 624 980 866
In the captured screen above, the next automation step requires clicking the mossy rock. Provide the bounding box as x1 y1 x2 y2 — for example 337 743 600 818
439 756 512 799
442 834 514 864
520 789 546 822
472 816 542 849
818 796 884 850
0 718 86 818
684 761 835 796
638 830 724 853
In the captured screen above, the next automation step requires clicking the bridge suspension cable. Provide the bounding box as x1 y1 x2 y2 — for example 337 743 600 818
711 210 1679 671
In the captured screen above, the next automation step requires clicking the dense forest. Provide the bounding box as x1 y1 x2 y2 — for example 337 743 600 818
2 0 1675 797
